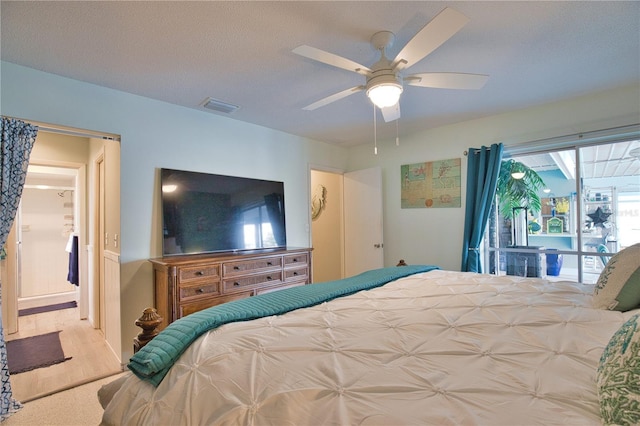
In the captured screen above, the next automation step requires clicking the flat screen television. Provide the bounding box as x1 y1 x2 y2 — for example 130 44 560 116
161 168 286 256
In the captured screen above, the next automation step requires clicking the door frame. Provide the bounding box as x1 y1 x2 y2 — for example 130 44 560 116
93 149 106 331
309 165 346 282
308 165 384 280
1 226 19 334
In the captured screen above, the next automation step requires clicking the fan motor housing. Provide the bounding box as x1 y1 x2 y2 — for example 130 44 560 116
366 69 403 94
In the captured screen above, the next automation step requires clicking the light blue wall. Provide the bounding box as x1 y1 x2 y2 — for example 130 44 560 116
537 169 576 199
2 61 639 361
1 61 348 361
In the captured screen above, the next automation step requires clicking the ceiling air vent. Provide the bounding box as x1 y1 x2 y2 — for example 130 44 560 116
200 97 240 114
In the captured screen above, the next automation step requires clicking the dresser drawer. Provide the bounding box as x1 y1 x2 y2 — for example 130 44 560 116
284 253 308 267
151 248 312 330
284 265 308 282
222 257 282 276
223 271 283 293
178 264 220 283
179 282 220 301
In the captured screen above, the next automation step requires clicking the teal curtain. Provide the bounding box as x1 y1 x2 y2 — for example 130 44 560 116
0 117 38 420
461 143 503 273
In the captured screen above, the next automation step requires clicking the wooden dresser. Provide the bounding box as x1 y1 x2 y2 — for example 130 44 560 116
150 247 312 330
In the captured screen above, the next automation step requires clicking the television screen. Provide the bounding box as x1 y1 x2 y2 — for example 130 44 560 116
161 168 286 256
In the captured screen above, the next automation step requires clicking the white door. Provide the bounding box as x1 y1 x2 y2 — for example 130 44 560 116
344 167 384 277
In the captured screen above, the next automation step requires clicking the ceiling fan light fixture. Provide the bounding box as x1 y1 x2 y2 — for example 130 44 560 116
366 70 403 108
367 83 403 108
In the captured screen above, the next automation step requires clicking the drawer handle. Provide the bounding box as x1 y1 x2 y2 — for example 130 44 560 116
195 271 204 276
196 288 204 293
293 258 298 262
293 271 298 276
233 266 240 270
267 262 273 266
233 282 240 286
266 276 273 280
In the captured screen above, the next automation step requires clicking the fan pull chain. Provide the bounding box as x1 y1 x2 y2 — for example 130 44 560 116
396 119 400 146
373 105 378 155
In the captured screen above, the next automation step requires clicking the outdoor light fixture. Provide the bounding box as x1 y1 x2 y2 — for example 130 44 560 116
510 161 526 179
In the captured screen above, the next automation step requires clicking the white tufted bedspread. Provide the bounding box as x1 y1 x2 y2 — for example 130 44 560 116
101 270 632 425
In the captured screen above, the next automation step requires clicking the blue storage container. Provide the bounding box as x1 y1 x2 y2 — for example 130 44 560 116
546 250 563 276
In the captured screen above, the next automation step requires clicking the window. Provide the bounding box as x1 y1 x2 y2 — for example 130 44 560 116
485 130 640 283
242 205 276 249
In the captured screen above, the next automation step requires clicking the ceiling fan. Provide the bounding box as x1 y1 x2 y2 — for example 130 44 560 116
293 7 489 123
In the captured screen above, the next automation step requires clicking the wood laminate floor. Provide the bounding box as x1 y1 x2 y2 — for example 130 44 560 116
6 306 123 402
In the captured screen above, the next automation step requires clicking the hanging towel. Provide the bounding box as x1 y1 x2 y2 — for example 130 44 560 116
67 235 79 286
65 233 74 252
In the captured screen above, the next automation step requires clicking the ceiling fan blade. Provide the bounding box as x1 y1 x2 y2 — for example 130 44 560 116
293 45 371 76
302 86 364 111
406 72 489 90
393 7 469 71
380 103 401 122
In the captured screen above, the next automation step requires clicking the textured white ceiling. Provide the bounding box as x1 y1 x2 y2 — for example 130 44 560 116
2 1 639 146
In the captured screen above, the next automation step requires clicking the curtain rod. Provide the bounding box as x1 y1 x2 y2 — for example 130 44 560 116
510 123 639 146
463 124 639 156
2 115 120 141
463 144 501 156
38 125 120 141
505 123 639 155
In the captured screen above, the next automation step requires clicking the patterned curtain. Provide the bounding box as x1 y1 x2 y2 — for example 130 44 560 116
0 117 38 420
460 143 503 273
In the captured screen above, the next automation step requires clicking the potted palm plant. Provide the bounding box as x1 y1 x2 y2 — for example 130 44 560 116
496 159 546 219
495 159 547 276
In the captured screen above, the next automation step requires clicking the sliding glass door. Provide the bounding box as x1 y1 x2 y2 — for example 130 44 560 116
485 135 639 283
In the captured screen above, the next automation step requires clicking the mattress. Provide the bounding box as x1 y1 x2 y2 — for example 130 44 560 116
101 270 630 425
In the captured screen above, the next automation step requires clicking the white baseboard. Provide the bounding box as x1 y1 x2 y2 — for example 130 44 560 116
18 291 78 310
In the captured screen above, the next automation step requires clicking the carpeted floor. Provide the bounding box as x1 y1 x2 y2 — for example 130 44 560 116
6 331 72 374
3 372 127 426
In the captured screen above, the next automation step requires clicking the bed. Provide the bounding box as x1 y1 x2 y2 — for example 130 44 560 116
100 245 640 425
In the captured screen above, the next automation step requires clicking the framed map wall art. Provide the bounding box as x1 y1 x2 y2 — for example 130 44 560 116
401 158 461 208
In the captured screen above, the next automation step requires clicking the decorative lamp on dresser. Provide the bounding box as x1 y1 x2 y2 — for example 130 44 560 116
150 248 312 330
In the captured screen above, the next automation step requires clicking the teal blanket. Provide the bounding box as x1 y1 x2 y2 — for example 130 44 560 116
128 264 438 386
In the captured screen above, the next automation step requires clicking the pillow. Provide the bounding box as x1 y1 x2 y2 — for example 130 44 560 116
597 314 640 425
593 243 640 311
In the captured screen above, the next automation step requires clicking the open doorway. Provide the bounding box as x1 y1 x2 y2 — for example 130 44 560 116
310 169 344 282
0 126 122 401
310 166 385 282
17 166 80 312
486 135 640 283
